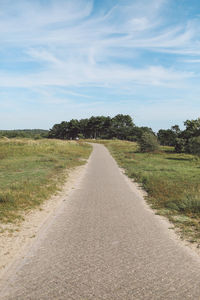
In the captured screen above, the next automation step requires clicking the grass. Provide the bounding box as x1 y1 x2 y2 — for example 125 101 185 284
0 138 92 225
93 139 200 244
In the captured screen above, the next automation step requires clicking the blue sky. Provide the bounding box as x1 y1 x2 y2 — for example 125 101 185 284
0 0 200 131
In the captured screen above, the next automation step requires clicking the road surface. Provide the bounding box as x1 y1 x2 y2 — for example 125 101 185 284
1 143 200 299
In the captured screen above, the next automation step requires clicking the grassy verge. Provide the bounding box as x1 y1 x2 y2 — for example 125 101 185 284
0 138 92 225
95 140 200 245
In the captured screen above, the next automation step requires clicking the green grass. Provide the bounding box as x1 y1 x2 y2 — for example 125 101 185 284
95 139 200 244
0 138 92 225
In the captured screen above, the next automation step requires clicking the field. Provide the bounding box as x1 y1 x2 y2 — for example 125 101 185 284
1 138 200 244
98 140 200 244
0 138 92 226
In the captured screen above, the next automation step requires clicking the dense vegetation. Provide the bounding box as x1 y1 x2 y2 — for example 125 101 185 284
138 132 160 153
0 129 49 139
1 115 199 155
49 114 200 154
48 114 154 141
157 118 200 155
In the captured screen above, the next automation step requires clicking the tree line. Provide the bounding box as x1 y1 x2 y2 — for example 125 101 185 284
48 114 154 141
157 118 200 154
49 114 200 155
1 115 199 155
0 129 49 139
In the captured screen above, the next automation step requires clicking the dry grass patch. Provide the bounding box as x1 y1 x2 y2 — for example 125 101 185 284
0 138 92 225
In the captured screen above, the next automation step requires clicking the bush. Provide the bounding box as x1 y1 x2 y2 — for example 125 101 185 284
174 138 186 153
77 133 84 139
34 134 42 140
138 132 159 153
166 195 200 214
187 136 200 155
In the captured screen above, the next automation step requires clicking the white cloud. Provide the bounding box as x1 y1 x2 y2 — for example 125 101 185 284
183 59 200 63
0 0 200 130
0 63 194 89
0 0 196 90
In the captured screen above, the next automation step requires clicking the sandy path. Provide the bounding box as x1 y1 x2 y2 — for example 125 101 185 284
0 143 200 299
0 161 89 281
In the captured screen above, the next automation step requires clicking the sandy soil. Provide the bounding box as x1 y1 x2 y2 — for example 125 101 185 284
0 161 89 280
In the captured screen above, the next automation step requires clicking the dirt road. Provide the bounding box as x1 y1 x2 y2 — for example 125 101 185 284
1 143 200 299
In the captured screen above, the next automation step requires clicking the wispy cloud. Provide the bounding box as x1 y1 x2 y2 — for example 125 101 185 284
0 0 200 129
0 0 198 86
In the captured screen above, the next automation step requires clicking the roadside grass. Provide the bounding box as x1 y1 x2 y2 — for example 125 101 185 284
0 138 92 226
93 139 200 244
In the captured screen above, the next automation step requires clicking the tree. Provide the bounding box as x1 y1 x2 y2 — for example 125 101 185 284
100 116 112 139
138 132 160 153
128 126 154 142
67 119 80 139
157 125 181 146
184 118 200 138
174 118 200 153
171 125 181 135
157 129 176 146
79 118 89 138
111 114 135 139
186 137 200 155
174 138 186 153
87 116 109 139
48 114 154 141
48 123 63 139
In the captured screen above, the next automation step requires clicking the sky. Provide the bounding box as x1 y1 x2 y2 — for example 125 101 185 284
0 0 200 131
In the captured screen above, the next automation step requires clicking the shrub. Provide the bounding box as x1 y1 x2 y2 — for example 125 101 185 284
166 195 200 214
174 138 186 153
187 136 200 155
34 134 42 140
77 133 84 139
138 132 159 153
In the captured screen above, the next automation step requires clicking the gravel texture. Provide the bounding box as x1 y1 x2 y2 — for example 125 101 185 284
1 143 200 300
